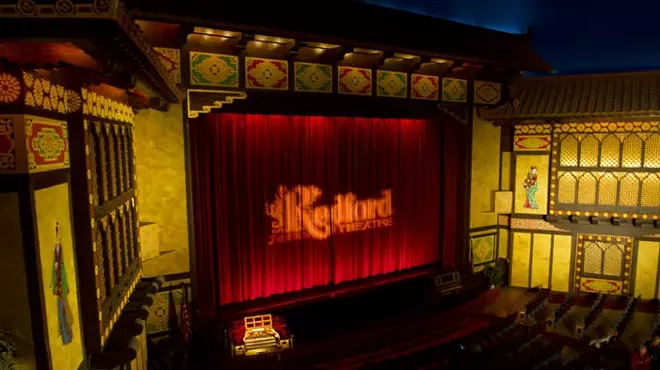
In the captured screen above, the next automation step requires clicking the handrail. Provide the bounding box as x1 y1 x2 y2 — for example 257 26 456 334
643 301 660 345
608 295 638 339
517 289 550 323
546 294 574 331
575 294 606 339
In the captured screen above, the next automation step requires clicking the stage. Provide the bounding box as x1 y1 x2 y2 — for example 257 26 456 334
215 280 496 369
206 287 659 369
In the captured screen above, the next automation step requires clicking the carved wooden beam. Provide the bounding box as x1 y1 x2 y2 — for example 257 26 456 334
127 89 170 112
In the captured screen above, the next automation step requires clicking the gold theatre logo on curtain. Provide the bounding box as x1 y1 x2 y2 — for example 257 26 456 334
265 185 394 244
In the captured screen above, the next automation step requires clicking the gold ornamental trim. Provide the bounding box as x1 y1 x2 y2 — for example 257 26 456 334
186 89 247 118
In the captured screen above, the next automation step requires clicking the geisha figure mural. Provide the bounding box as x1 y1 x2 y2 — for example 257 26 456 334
51 222 73 345
523 166 539 210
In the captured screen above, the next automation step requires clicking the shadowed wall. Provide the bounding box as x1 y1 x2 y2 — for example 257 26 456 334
133 101 190 277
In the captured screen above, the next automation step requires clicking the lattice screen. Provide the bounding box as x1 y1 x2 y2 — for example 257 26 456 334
551 128 660 217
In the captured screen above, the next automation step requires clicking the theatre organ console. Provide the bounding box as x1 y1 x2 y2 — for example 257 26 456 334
435 270 462 296
230 314 293 357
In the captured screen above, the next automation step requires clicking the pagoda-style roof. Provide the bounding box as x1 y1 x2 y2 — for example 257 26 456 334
479 71 660 121
0 0 182 103
126 0 552 73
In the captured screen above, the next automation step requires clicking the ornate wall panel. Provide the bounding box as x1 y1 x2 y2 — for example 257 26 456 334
471 232 497 266
245 57 289 91
510 217 568 232
337 66 372 96
410 74 439 101
294 62 332 93
189 52 239 88
181 47 504 106
550 122 660 219
441 77 467 103
153 47 182 84
376 70 407 98
0 72 21 105
514 124 553 135
473 81 502 105
0 115 69 174
513 124 552 152
574 234 632 295
0 70 80 115
514 135 551 151
145 282 191 334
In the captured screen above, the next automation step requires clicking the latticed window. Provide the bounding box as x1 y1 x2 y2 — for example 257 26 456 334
582 241 624 278
552 128 660 216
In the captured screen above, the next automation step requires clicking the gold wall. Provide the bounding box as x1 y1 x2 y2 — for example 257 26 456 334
0 193 35 368
133 99 190 277
468 110 502 268
34 183 84 370
503 122 660 299
635 240 660 299
498 228 509 260
469 111 500 230
501 152 511 191
509 230 573 291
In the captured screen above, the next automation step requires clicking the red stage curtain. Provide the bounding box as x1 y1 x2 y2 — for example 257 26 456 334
190 113 442 317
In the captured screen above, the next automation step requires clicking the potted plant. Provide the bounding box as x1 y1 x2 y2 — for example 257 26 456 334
483 263 505 290
0 330 17 370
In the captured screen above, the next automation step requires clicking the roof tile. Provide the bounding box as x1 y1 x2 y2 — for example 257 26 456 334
479 71 660 120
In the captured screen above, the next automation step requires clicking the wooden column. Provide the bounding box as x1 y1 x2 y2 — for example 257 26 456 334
0 65 146 369
0 66 85 370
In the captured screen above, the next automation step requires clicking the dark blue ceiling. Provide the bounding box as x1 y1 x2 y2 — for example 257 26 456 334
363 0 660 75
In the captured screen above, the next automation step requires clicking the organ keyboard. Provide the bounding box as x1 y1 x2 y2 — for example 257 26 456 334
244 327 279 352
231 314 293 357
